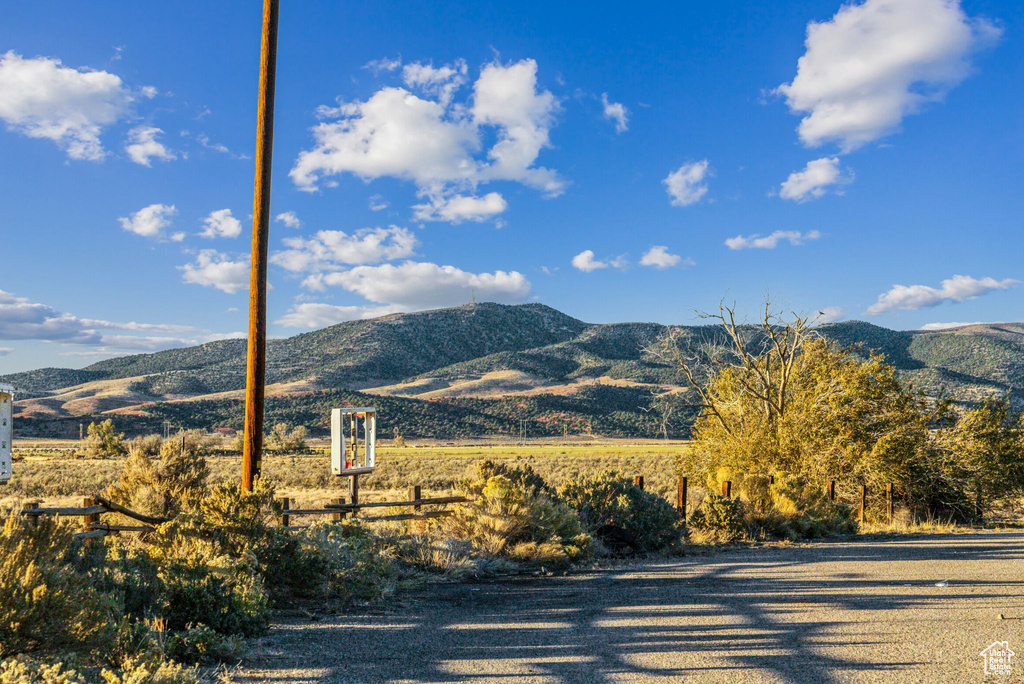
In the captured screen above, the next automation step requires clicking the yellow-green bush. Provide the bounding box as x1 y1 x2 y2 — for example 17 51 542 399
447 467 591 568
0 515 119 657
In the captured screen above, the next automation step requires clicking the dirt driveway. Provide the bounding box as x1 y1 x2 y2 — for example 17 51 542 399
239 531 1024 683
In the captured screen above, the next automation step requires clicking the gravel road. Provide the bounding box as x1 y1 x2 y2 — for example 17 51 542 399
239 531 1024 683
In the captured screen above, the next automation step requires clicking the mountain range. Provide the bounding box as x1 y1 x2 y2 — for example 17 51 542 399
3 303 1022 438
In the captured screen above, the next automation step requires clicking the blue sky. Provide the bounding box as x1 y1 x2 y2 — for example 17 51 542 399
1 0 1022 374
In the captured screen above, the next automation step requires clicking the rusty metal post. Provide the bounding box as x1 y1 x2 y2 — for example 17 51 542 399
886 483 894 524
677 476 688 518
634 475 644 490
828 480 837 503
722 480 732 499
279 496 290 527
860 485 868 524
348 474 359 517
242 0 280 492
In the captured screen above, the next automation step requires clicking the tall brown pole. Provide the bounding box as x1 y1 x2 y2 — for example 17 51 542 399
242 0 279 492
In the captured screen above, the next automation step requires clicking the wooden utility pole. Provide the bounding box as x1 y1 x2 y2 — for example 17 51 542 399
242 0 280 492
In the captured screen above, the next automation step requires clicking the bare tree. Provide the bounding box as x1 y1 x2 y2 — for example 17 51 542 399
645 297 820 442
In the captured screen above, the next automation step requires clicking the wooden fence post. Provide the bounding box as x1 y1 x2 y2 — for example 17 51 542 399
409 485 422 514
828 480 836 503
349 474 360 517
886 483 894 524
23 501 38 529
677 476 688 518
634 475 644 490
332 496 345 523
279 496 290 527
860 485 868 524
722 480 732 499
83 496 100 539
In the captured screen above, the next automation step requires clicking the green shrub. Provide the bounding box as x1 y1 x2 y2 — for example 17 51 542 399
166 623 245 665
106 435 209 517
558 472 682 551
127 434 164 458
101 658 200 684
300 521 398 603
83 420 128 459
264 423 308 452
463 460 553 498
447 469 591 568
0 515 120 657
688 494 746 542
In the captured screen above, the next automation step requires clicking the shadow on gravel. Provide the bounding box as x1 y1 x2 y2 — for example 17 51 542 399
240 532 1024 683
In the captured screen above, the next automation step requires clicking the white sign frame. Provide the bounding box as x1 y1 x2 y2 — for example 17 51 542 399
331 407 376 475
0 383 13 484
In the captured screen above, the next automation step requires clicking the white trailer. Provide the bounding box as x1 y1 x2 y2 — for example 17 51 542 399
0 383 12 484
331 407 376 475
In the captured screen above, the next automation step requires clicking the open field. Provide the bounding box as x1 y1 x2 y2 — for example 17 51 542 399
2 439 691 510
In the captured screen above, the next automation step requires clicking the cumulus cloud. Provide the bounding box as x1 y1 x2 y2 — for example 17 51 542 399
412 192 508 223
271 226 418 273
402 59 467 107
571 250 607 272
725 230 821 250
0 288 230 355
275 302 404 329
601 93 629 133
199 208 242 239
119 203 178 240
779 157 852 202
180 250 249 294
309 261 531 309
0 51 135 160
866 274 1018 315
124 126 175 166
275 211 301 229
776 0 1001 151
664 160 710 207
639 245 693 269
291 58 563 220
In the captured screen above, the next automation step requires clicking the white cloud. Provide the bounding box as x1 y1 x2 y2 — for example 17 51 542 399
640 245 693 269
0 51 134 160
124 125 175 166
198 208 242 239
725 230 821 250
412 192 507 223
364 56 402 74
866 274 1018 315
311 261 531 309
816 306 844 324
664 160 710 207
402 59 467 107
119 203 178 239
776 0 1001 151
919 320 986 330
180 250 249 294
601 93 629 133
571 250 607 272
275 211 301 229
0 289 225 354
272 226 417 273
291 58 563 219
0 347 12 356
275 302 404 329
779 157 852 202
369 195 389 211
